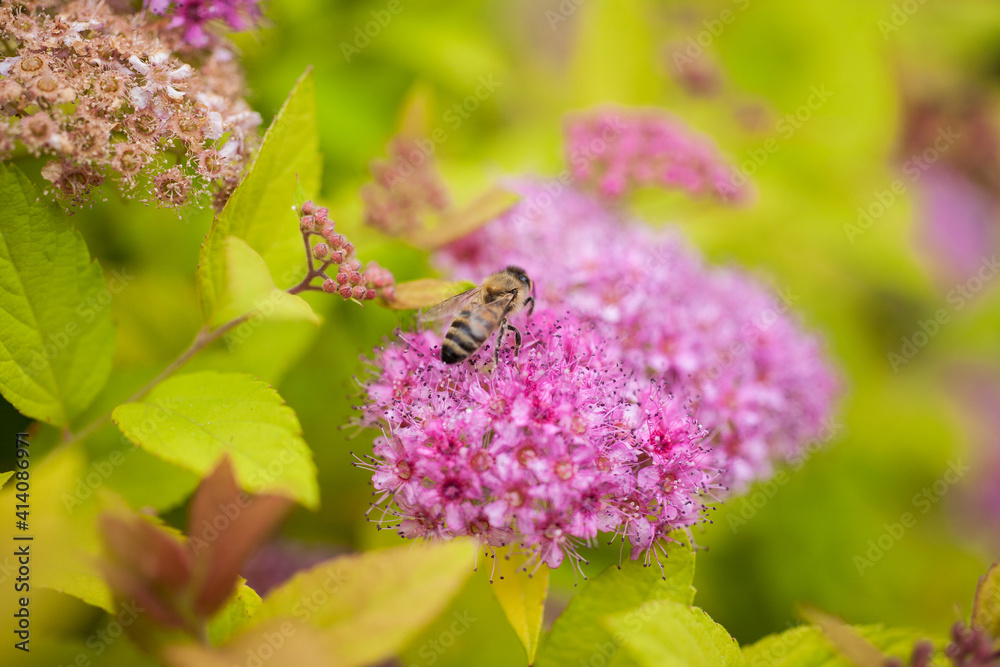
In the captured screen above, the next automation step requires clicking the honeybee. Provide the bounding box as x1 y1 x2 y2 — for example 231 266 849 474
420 266 535 364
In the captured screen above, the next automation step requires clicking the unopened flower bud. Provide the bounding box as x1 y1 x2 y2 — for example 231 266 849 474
299 215 316 233
339 285 353 299
329 250 346 264
381 285 395 301
322 278 337 293
301 201 317 216
336 272 350 285
321 223 336 240
365 288 377 300
328 233 345 250
315 206 330 223
352 285 367 300
349 271 363 286
312 242 329 260
342 242 355 257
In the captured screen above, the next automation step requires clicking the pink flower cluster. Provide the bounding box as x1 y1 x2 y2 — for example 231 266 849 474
148 0 262 49
361 136 451 236
356 312 717 574
565 110 746 202
439 180 839 488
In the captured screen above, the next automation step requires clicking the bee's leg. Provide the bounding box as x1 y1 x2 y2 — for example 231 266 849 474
525 296 535 317
507 323 522 357
494 319 507 364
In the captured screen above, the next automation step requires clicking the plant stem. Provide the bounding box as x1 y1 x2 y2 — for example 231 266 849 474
65 314 249 445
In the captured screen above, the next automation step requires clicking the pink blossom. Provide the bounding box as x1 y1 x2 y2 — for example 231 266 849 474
565 109 748 202
356 312 717 575
148 0 262 48
438 180 839 489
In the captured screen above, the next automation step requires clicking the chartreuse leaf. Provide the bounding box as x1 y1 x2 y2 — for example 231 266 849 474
209 237 320 328
0 472 12 491
605 602 743 667
387 278 477 310
405 186 521 249
801 606 887 667
742 625 947 667
483 546 548 664
536 534 695 667
0 445 125 612
973 561 1000 640
0 163 115 426
244 540 475 667
207 581 262 646
199 69 320 323
164 620 330 667
111 371 319 509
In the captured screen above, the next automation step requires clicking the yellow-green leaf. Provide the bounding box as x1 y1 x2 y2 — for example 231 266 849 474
210 237 320 328
0 163 115 426
605 602 744 667
973 561 1000 640
0 472 12 491
801 606 888 667
405 186 520 249
0 446 126 612
395 82 435 138
246 540 475 667
386 278 476 310
536 534 695 667
742 625 947 667
111 371 319 509
484 546 548 664
199 69 321 322
207 581 262 646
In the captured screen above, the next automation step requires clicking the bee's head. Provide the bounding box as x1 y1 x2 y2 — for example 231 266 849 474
506 265 533 293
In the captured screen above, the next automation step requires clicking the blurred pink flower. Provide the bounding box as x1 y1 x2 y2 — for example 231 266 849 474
439 180 839 488
915 164 999 287
356 311 717 574
565 109 747 202
148 0 262 48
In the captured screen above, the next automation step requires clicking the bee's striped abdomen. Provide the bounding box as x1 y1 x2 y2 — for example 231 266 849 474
441 303 505 364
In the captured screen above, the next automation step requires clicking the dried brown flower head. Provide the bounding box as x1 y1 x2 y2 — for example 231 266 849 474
0 0 262 209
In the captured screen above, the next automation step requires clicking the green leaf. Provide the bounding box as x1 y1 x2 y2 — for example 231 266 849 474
207 581 262 646
199 69 321 323
484 546 548 664
801 606 887 667
605 602 744 667
246 540 475 667
742 625 947 667
0 163 115 426
0 472 12 491
111 371 319 509
536 535 695 667
0 445 125 611
387 278 477 310
973 560 1000 640
395 81 435 138
164 620 330 667
210 237 320 328
405 186 520 249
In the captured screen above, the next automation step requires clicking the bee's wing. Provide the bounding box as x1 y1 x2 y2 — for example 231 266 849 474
462 292 515 331
418 286 483 332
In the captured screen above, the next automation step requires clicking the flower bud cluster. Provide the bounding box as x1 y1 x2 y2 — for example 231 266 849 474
296 200 395 302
